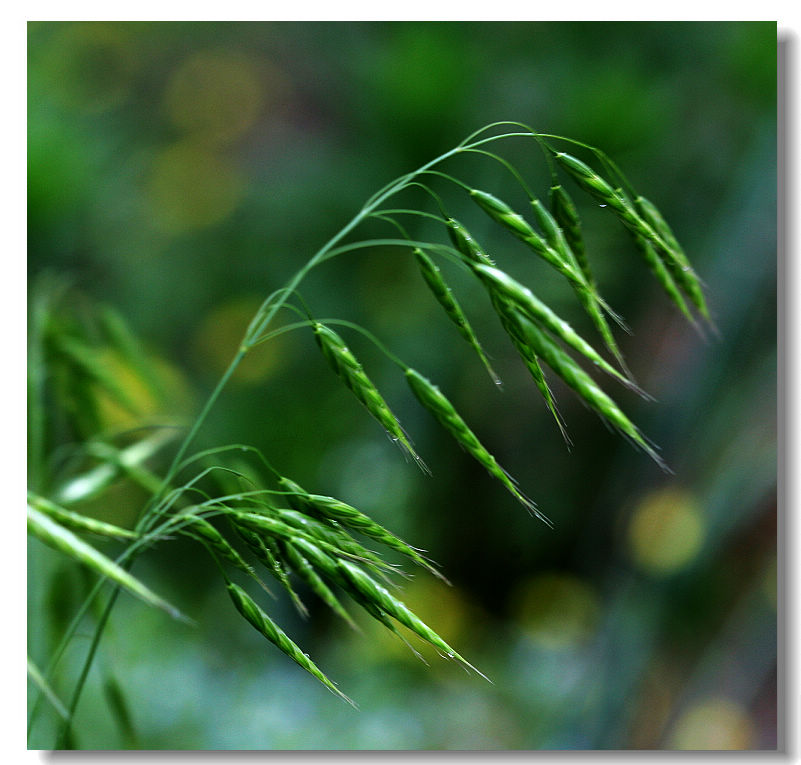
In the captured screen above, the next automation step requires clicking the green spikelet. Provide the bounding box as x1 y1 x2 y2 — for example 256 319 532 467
488 294 569 442
289 538 428 660
468 189 538 240
335 559 489 680
633 234 696 324
553 152 649 238
313 322 427 472
225 580 356 706
270 506 392 578
405 367 551 526
446 218 494 266
549 184 593 285
474 264 642 395
412 247 499 384
293 492 442 580
530 198 627 371
279 541 359 630
521 320 667 471
182 515 261 581
234 512 343 554
468 189 583 286
233 523 308 617
276 477 436 577
554 152 709 323
635 195 710 320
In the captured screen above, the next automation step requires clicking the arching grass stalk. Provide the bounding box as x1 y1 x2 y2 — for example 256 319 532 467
38 124 707 744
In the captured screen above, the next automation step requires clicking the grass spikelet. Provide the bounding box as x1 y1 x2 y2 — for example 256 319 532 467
335 559 489 680
554 152 709 323
288 538 428 661
29 493 137 540
412 247 499 384
446 218 494 266
553 152 630 211
474 264 642 395
405 367 551 526
287 491 444 580
271 506 393 577
530 198 628 371
225 580 356 707
233 523 308 617
234 511 392 568
182 515 259 579
27 504 184 620
277 477 398 567
548 184 593 285
520 320 667 471
313 322 427 472
553 152 645 234
279 541 359 630
633 234 696 324
467 190 583 287
635 195 710 321
489 296 569 442
469 189 538 240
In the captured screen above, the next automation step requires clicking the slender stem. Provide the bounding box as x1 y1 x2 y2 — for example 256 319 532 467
461 148 536 200
370 209 447 225
55 586 120 749
135 346 248 533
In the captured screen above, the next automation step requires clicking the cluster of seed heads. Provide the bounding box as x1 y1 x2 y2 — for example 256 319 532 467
150 472 485 698
273 137 708 698
44 130 706 708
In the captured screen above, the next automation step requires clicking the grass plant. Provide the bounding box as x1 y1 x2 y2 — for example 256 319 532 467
27 122 709 748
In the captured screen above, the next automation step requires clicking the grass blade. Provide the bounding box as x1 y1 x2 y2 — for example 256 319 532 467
27 505 185 620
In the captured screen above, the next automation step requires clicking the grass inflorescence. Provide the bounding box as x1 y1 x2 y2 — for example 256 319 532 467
28 122 708 744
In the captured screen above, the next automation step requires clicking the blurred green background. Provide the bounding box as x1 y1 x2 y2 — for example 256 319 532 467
27 21 777 750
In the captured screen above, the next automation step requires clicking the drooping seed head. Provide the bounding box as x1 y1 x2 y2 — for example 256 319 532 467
633 233 695 324
548 185 583 246
184 515 257 577
335 558 489 679
521 320 667 471
446 218 494 266
279 541 359 630
469 189 538 240
412 247 500 384
272 505 394 576
473 264 637 391
312 322 427 471
634 196 710 321
301 492 442 578
226 580 355 706
488 296 569 443
405 366 551 526
553 153 640 227
233 522 308 616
